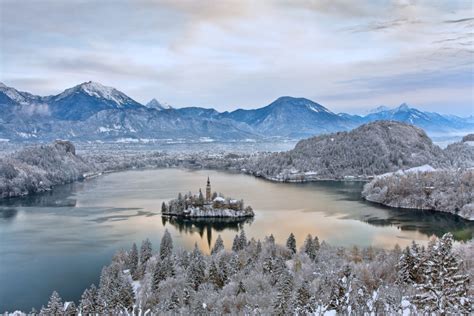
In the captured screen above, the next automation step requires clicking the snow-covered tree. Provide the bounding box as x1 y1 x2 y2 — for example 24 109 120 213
211 235 225 255
413 233 471 314
79 284 98 315
286 232 296 254
160 229 173 260
128 242 139 280
40 291 63 316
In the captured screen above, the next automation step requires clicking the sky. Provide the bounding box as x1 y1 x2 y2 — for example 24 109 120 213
0 0 473 115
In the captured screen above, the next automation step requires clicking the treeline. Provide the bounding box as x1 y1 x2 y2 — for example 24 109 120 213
14 231 472 315
362 169 474 220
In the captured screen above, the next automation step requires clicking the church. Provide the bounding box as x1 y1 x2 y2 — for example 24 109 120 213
161 177 254 218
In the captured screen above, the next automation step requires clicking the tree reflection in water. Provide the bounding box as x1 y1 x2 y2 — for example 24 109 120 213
161 215 254 247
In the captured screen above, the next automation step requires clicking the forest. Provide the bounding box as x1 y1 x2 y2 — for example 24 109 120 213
363 169 473 220
14 230 472 315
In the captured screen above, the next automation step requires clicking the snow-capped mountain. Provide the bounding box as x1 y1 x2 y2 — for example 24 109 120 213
0 82 472 142
220 96 356 138
45 81 144 120
362 103 473 132
146 98 173 110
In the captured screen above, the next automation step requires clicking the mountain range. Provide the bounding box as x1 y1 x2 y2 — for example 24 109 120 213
0 81 472 142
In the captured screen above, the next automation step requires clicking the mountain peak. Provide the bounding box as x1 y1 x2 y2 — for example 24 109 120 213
146 98 173 110
397 103 410 111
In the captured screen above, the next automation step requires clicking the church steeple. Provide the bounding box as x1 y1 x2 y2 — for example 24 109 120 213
206 177 211 202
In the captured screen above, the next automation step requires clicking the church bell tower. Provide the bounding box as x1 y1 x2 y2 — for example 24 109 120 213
206 177 211 202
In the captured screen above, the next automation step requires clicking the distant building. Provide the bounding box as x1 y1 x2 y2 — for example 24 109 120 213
206 176 211 202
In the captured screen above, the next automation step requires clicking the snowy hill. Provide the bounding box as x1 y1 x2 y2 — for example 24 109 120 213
241 121 447 180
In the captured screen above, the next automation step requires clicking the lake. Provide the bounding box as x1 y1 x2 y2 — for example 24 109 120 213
0 168 472 312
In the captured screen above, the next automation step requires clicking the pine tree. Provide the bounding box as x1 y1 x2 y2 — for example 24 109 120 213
294 281 312 313
238 229 247 250
129 243 139 280
327 265 352 313
187 244 206 290
161 201 167 213
413 233 471 314
40 291 63 316
303 234 317 260
232 234 240 252
140 238 153 264
397 244 421 284
118 275 135 312
211 234 225 254
273 269 293 315
286 232 296 254
313 235 320 251
152 261 166 292
209 260 224 288
79 284 98 315
160 229 173 260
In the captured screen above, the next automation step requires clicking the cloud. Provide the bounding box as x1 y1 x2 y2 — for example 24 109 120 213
0 0 472 115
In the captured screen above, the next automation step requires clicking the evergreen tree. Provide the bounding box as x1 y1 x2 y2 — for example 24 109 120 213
413 233 471 314
327 265 352 314
313 235 320 251
161 201 167 213
273 269 294 315
40 291 63 316
397 243 421 284
129 243 139 280
140 238 153 264
232 234 240 252
152 261 166 292
211 235 225 255
160 229 173 260
294 281 312 313
209 260 224 288
118 276 135 312
187 244 206 290
303 234 317 260
238 229 247 250
286 232 296 254
79 284 98 315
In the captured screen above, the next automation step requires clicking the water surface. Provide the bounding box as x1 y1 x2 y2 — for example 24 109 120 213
0 168 472 312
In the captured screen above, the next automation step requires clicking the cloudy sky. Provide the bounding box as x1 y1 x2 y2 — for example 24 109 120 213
0 0 473 115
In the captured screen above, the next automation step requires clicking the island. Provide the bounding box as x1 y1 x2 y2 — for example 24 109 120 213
161 177 255 218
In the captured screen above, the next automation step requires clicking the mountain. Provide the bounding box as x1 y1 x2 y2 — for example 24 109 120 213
44 81 144 120
0 81 472 142
0 82 258 142
361 103 473 133
220 96 356 138
146 98 173 110
242 121 446 180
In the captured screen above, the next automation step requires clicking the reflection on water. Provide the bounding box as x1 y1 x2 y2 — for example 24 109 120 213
0 168 472 312
162 216 253 248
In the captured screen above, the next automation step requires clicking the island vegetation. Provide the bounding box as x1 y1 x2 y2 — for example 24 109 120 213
161 178 254 218
13 230 471 315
